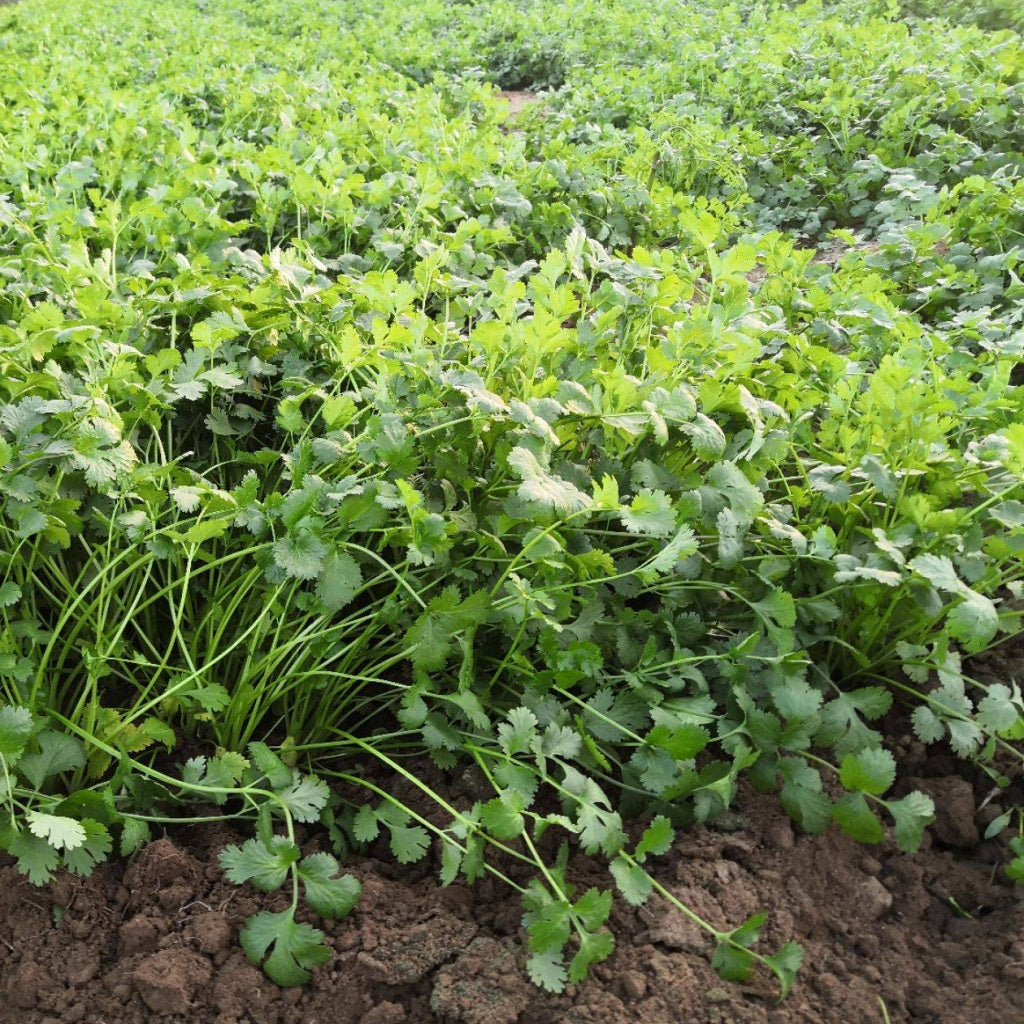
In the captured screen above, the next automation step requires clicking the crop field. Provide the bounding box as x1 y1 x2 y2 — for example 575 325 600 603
1 0 1023 1020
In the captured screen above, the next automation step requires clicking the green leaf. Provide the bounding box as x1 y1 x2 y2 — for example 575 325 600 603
772 676 823 722
248 741 294 790
977 684 1021 734
911 705 945 744
711 940 756 983
273 530 327 580
0 705 33 757
352 805 380 843
641 524 699 577
620 490 676 537
573 888 613 931
297 853 362 918
439 837 462 885
778 758 832 834
634 815 674 860
707 461 764 523
526 950 567 993
908 554 964 593
832 792 884 844
120 818 151 857
508 446 590 514
279 774 330 823
19 730 87 789
316 551 363 612
568 929 615 983
887 791 935 853
946 593 999 652
0 582 21 608
497 706 538 755
7 828 61 884
609 855 651 905
26 811 86 851
480 793 525 840
407 587 490 673
63 819 112 876
390 824 430 864
219 836 300 890
838 748 896 796
645 723 709 760
239 908 330 987
528 902 571 953
765 940 804 997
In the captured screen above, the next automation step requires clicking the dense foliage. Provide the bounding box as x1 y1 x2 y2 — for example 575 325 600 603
1 0 1022 995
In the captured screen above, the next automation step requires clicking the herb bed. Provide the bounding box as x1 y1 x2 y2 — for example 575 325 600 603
0 0 1022 1012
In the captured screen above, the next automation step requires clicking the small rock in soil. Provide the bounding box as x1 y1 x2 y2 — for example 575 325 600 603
132 949 212 1015
120 913 161 955
3 960 48 1008
430 937 531 1024
357 913 478 984
908 776 979 848
361 1002 406 1024
855 876 893 920
619 969 647 1000
189 910 232 955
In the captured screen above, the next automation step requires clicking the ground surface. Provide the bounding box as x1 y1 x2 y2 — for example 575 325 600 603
2 732 1023 1024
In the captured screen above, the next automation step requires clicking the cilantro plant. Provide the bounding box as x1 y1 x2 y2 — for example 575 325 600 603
1 0 1023 999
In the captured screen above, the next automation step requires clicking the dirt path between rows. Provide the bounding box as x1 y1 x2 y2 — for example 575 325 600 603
2 740 1022 1024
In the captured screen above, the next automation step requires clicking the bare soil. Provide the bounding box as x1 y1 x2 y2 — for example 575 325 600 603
2 738 1023 1024
497 91 540 117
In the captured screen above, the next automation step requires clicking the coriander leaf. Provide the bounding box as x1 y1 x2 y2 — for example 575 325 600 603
0 582 21 608
766 940 804 997
497 707 538 755
832 792 884 844
390 824 430 864
911 705 945 744
26 811 86 851
977 684 1021 734
239 909 330 987
120 818 151 857
711 941 756 983
887 791 935 853
273 530 327 581
946 593 999 652
569 929 615 984
0 706 33 757
946 718 983 757
248 741 294 790
18 730 87 789
353 805 380 844
573 888 613 931
297 853 362 918
778 758 832 834
279 774 330 823
7 828 62 884
634 815 674 860
480 793 525 840
645 723 709 760
439 838 462 886
908 554 964 593
620 490 676 537
838 748 896 796
526 950 567 993
641 524 699 577
609 856 651 905
527 902 571 953
219 836 300 890
63 819 112 876
316 551 362 612
508 446 590 514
